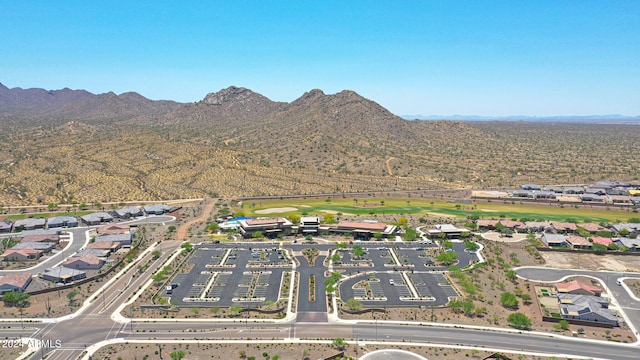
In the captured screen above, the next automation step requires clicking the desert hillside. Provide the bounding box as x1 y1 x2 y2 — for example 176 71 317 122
1 83 638 205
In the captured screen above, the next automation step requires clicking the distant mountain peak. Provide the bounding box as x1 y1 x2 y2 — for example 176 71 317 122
201 86 263 105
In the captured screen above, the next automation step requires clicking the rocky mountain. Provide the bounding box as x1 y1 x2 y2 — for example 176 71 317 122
0 83 94 113
0 83 181 127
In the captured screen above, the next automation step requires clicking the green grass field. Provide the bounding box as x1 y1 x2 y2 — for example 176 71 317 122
240 198 637 223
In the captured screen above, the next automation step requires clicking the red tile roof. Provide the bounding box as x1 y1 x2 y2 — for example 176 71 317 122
592 236 613 246
96 224 131 235
477 219 498 227
556 280 602 296
0 272 32 289
566 236 591 247
579 223 605 233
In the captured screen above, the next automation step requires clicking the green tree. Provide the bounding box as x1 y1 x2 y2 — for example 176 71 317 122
170 350 186 360
448 299 463 313
507 312 532 330
180 242 193 252
229 305 243 316
462 298 475 316
500 292 519 309
437 251 458 265
67 290 78 306
443 240 454 249
592 243 607 252
521 294 533 305
332 338 347 351
506 270 518 281
252 231 264 239
557 319 570 331
167 225 176 232
403 227 417 241
207 223 219 232
353 246 365 259
464 240 479 250
2 292 30 307
345 298 363 311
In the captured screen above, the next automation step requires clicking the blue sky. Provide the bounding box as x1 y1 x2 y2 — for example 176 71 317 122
2 1 639 116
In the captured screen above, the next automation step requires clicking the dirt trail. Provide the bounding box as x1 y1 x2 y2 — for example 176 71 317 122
175 198 216 241
385 157 396 176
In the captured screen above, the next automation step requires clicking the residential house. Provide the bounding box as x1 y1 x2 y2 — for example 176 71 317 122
477 219 499 230
525 221 553 233
95 224 131 235
81 212 113 226
331 221 398 240
238 218 294 239
578 223 606 234
298 216 320 234
591 236 613 247
12 242 55 252
562 186 585 194
95 233 132 246
112 206 143 219
611 223 640 236
63 254 105 270
143 204 171 215
556 280 602 296
0 273 32 295
86 241 121 252
47 216 78 228
1 248 44 261
41 267 87 284
557 293 619 326
76 249 111 258
499 219 527 232
534 191 557 200
13 218 46 231
511 190 535 198
551 222 577 233
21 234 60 244
607 195 632 205
614 238 640 251
542 186 564 193
565 236 592 250
541 234 567 247
579 194 605 203
584 187 607 195
0 221 12 233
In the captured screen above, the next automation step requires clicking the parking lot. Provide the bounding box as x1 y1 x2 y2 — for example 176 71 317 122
335 243 463 307
168 245 291 307
166 241 475 310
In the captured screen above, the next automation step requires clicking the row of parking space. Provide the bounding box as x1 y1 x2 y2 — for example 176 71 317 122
343 271 458 306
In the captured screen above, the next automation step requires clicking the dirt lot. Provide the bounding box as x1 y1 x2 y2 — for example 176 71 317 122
625 278 640 297
91 342 552 360
539 252 640 272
